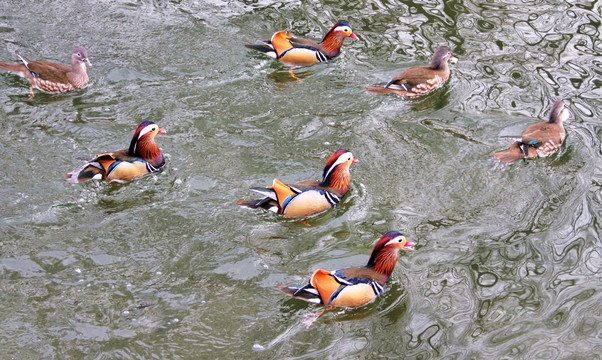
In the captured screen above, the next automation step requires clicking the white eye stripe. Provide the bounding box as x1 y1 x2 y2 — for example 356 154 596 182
333 26 351 33
385 236 406 246
323 151 353 180
138 124 156 139
333 152 352 166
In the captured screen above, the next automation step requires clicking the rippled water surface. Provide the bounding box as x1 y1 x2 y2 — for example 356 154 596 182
0 0 601 358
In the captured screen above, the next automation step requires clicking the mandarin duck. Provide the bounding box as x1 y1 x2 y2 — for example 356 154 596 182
65 121 166 184
366 46 457 98
0 46 91 99
236 149 358 218
280 231 415 308
493 99 569 163
245 22 358 67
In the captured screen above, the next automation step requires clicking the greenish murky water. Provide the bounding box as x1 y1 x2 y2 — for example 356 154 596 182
0 0 600 358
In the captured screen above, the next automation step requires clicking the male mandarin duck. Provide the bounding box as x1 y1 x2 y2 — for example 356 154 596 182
366 46 457 98
280 231 415 308
493 99 569 163
0 46 91 99
65 121 166 184
236 149 358 218
245 22 358 67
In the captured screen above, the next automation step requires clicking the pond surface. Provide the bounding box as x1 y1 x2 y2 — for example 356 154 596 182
0 0 601 358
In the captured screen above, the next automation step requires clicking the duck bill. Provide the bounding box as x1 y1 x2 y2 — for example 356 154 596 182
349 33 359 40
84 58 92 67
402 240 416 251
352 158 359 164
449 56 458 64
158 128 167 134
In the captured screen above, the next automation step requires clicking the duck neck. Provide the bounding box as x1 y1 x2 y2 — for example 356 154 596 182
71 57 86 73
320 33 345 58
320 165 350 193
131 137 164 167
549 113 564 125
367 248 399 281
71 59 89 86
430 58 449 71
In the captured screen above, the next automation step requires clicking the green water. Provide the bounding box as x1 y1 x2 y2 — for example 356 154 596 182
0 0 600 358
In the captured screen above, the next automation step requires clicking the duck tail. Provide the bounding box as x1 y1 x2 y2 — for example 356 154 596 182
366 84 403 95
65 162 104 183
0 62 27 76
493 142 525 163
244 43 277 58
493 150 524 163
279 285 322 304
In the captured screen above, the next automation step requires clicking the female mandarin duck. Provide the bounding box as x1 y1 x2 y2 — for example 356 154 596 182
494 99 569 163
65 121 166 184
236 149 358 218
280 231 415 308
245 22 358 67
0 46 91 99
366 46 457 98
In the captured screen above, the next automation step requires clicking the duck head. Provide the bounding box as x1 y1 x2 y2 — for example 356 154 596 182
367 231 415 279
430 46 457 69
129 121 166 158
549 99 570 124
325 22 359 41
72 46 92 67
320 149 358 192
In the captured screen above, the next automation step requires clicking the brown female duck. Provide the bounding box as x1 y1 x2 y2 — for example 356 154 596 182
367 46 457 98
494 100 569 163
0 46 91 98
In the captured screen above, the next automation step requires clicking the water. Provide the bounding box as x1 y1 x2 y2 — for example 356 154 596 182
0 0 600 358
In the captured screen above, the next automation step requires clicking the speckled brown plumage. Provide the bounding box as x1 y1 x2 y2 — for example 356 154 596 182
0 46 91 98
494 100 569 163
366 46 457 98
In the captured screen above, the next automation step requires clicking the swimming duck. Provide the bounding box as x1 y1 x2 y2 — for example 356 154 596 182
236 149 358 218
280 231 415 307
366 46 457 98
493 99 569 163
0 46 91 99
65 121 166 184
245 22 358 67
